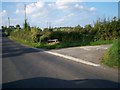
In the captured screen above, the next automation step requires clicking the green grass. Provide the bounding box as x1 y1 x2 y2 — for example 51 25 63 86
89 40 113 46
101 39 120 68
37 40 113 49
9 36 41 48
10 36 113 49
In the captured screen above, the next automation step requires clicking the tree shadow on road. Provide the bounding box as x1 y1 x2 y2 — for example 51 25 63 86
2 37 44 58
2 77 120 88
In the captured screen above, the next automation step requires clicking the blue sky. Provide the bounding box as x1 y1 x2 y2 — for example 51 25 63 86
1 0 119 29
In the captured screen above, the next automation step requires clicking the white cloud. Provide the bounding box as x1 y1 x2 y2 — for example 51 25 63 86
56 0 80 3
0 10 7 16
67 13 75 17
75 4 84 9
12 1 97 28
0 10 7 26
16 9 20 14
31 10 48 18
15 0 46 19
48 1 70 9
89 7 96 11
48 3 54 7
54 13 75 25
15 9 24 14
75 4 96 12
26 0 44 14
55 0 80 9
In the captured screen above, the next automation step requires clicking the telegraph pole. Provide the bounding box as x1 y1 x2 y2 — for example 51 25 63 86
47 22 48 28
49 22 51 29
24 4 27 30
24 4 27 23
8 17 10 27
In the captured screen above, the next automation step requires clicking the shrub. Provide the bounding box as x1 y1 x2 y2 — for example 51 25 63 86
102 38 120 68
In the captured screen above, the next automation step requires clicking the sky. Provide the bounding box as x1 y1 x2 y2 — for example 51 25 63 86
0 0 119 29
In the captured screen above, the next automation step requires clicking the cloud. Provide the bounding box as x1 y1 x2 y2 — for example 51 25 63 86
75 4 84 9
15 0 46 19
26 0 44 14
67 13 75 17
55 0 80 9
54 13 75 25
13 0 97 28
0 10 7 16
15 9 24 14
15 9 20 14
0 10 7 26
89 7 96 11
75 4 96 12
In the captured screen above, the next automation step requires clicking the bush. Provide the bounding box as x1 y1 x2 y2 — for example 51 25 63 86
10 27 43 43
31 27 41 43
102 38 120 68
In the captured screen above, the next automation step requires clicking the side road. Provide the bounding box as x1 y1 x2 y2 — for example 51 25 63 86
32 44 119 72
21 43 117 70
50 45 112 64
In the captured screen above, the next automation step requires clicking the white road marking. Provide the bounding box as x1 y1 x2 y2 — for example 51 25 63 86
44 51 100 67
33 48 100 67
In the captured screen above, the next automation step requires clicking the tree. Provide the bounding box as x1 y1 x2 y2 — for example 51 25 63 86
16 24 21 29
84 24 92 33
23 19 30 31
74 24 82 31
1 26 6 32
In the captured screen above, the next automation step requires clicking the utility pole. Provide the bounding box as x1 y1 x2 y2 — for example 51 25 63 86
24 4 27 23
46 22 52 29
47 22 48 28
8 17 10 27
24 4 27 30
49 22 51 29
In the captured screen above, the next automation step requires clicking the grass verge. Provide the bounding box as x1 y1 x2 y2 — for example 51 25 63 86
10 36 113 49
101 38 120 68
37 40 113 49
9 36 41 48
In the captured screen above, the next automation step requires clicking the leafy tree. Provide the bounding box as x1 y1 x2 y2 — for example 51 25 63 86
23 19 30 31
84 24 92 33
16 24 20 28
31 27 41 43
74 24 82 31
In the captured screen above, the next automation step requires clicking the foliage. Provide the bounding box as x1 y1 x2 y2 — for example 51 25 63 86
3 16 119 68
4 28 13 36
102 38 120 68
4 16 120 46
23 19 31 31
31 27 42 43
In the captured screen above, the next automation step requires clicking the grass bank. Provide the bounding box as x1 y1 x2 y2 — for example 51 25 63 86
10 36 113 49
101 39 120 68
9 36 41 48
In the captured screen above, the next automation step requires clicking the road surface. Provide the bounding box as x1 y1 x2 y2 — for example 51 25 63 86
50 44 112 64
2 36 119 88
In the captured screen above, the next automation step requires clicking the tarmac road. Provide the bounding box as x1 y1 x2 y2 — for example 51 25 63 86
2 36 119 88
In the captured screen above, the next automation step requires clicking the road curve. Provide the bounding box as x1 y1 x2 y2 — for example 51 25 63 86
2 37 119 88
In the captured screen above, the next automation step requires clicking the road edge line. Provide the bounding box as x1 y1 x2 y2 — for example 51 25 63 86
33 48 100 67
45 51 100 67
